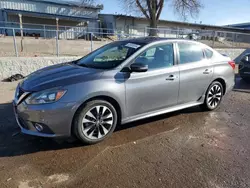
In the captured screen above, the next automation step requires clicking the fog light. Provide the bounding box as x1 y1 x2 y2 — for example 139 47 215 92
34 123 43 132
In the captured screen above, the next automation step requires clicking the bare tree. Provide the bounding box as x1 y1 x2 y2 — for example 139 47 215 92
77 0 104 16
79 0 95 5
121 0 202 36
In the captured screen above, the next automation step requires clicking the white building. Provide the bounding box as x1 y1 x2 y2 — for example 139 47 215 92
0 0 103 38
99 14 250 39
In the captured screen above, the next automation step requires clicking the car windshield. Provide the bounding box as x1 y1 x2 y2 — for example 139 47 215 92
75 41 144 69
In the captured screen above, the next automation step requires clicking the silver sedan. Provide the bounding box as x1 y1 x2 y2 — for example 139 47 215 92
13 37 235 144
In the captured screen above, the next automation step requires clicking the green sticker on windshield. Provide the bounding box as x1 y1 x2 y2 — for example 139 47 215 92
125 43 141 49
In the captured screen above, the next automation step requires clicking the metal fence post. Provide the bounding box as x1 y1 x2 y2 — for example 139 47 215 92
56 30 59 57
90 32 93 52
12 28 18 57
212 31 216 48
236 33 239 47
43 25 46 39
234 33 236 47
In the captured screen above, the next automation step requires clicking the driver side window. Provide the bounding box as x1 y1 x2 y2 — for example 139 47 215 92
135 43 174 71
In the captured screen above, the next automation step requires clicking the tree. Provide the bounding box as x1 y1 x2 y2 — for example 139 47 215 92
78 0 104 16
121 0 202 36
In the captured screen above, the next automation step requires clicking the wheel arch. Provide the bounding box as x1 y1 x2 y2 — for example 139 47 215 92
71 95 122 136
212 77 226 95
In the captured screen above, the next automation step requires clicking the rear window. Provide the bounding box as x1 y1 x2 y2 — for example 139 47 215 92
204 48 213 59
178 43 204 64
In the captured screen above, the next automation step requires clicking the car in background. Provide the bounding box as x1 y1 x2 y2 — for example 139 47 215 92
187 33 201 41
239 53 250 82
13 37 235 144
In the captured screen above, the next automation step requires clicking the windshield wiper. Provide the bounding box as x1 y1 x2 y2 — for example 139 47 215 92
78 63 90 68
71 60 79 64
80 63 100 69
72 61 91 68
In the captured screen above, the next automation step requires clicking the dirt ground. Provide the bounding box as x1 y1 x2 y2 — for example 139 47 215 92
0 76 250 188
0 37 109 57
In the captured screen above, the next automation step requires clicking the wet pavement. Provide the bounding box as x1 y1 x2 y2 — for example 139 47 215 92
0 77 250 188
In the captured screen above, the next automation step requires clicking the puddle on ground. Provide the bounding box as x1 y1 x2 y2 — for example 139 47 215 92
18 173 69 188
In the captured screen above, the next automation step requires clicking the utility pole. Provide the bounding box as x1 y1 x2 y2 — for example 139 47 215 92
56 18 59 56
56 18 59 36
18 14 24 52
18 14 23 38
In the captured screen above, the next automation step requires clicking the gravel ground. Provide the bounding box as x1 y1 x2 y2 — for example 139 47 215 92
0 77 250 188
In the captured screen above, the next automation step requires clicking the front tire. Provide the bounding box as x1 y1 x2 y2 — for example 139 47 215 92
73 100 118 144
201 81 224 111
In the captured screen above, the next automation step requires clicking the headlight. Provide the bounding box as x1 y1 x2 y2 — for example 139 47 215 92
25 89 67 104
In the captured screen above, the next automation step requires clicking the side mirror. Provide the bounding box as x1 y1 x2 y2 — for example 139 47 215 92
130 63 148 73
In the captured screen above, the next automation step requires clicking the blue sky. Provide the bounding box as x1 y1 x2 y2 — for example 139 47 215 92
62 0 250 25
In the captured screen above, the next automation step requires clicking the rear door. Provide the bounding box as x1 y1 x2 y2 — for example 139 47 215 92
177 42 213 104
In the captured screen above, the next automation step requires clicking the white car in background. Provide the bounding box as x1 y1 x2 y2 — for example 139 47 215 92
187 33 201 40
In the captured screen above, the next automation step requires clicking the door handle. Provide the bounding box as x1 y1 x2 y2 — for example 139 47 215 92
166 75 176 81
203 69 212 74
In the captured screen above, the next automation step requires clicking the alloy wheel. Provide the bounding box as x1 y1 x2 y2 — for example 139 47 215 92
81 105 114 140
207 84 222 109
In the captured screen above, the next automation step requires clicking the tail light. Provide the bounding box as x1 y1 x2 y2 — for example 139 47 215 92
228 61 235 70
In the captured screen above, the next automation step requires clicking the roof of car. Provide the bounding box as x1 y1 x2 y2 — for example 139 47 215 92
122 37 189 44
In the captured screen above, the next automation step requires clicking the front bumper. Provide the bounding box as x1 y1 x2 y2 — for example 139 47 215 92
13 100 77 138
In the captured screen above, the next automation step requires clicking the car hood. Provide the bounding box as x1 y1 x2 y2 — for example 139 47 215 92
20 63 104 91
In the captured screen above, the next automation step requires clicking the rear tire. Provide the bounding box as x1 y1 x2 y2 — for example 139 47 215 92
201 81 224 111
73 100 118 144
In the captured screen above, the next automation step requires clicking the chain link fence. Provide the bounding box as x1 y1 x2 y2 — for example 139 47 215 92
145 27 250 49
0 25 250 57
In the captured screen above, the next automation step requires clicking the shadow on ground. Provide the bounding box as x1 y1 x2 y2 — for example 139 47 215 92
1 76 249 158
0 101 202 158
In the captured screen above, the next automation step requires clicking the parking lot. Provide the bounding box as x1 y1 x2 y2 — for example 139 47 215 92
0 76 250 188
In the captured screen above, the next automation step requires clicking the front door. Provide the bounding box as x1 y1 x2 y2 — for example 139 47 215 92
125 43 180 117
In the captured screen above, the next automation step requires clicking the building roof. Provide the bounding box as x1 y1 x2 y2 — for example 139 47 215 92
4 9 98 21
30 0 103 10
99 14 250 33
226 22 250 27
